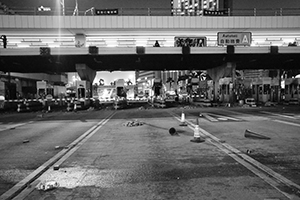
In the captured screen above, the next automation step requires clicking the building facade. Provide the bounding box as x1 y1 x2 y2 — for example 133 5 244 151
171 0 222 16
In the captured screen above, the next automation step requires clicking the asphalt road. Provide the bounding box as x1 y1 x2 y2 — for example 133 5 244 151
0 105 299 200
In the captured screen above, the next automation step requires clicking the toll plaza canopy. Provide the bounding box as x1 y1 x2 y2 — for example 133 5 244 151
0 14 300 73
1 46 300 73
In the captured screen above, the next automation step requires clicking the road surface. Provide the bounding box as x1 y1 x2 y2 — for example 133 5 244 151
0 105 299 200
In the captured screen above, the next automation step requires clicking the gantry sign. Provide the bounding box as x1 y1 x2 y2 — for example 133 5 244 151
217 32 252 46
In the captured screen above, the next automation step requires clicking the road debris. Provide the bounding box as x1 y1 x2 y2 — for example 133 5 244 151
36 180 59 191
169 127 179 136
53 165 60 170
244 129 271 140
122 120 144 127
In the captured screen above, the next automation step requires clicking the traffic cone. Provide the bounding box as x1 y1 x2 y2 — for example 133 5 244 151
179 111 187 126
244 129 271 140
190 118 205 143
169 127 178 136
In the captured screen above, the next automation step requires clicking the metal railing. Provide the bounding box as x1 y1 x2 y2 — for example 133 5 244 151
1 7 300 16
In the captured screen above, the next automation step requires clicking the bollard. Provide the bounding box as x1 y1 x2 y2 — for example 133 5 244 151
179 111 187 126
190 118 205 143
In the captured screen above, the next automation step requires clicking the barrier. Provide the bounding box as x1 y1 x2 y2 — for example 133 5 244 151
179 111 187 126
190 118 205 143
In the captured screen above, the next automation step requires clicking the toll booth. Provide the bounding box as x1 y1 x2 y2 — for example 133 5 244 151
284 78 300 101
219 78 233 103
115 79 127 98
126 85 135 99
152 78 162 97
252 77 278 103
36 81 53 99
76 80 91 106
189 77 201 101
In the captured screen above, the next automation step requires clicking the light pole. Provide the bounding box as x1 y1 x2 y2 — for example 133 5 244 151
59 0 65 15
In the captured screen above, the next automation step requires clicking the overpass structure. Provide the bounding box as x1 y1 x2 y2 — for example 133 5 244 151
0 13 300 103
0 14 299 72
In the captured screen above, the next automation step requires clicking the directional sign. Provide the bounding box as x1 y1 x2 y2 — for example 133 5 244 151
217 32 252 46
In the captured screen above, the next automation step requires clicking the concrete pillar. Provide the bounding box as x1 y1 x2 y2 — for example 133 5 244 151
207 62 236 102
155 71 161 79
75 34 86 48
75 64 96 98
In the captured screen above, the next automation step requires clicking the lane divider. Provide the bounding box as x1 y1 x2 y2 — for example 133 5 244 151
272 119 300 128
261 111 297 119
0 111 116 200
170 112 300 200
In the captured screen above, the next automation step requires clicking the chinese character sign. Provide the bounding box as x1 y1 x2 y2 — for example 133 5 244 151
217 32 252 46
174 37 207 47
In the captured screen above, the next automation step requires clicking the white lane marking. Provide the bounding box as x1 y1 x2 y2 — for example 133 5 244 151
217 118 228 121
273 119 300 127
201 113 218 122
261 111 297 119
171 112 300 200
202 113 241 122
0 121 34 132
0 112 116 200
210 113 241 121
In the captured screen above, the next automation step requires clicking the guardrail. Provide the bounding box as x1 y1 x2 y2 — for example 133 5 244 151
1 7 300 16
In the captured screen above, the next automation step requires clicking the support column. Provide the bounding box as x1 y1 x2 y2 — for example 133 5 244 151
75 64 96 98
207 62 236 103
155 71 161 80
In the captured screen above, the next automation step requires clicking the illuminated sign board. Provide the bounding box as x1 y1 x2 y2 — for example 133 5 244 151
217 32 252 46
174 36 207 47
95 9 118 15
203 9 227 16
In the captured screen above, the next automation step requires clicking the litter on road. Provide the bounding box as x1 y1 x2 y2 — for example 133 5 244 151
122 120 144 127
36 180 59 191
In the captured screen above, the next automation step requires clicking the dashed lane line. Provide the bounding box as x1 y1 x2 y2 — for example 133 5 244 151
272 119 300 127
208 113 241 121
260 111 300 127
0 121 34 132
171 112 300 200
0 111 116 200
201 112 240 122
201 113 218 122
261 111 297 119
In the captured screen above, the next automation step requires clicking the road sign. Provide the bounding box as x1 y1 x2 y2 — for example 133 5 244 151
217 32 252 46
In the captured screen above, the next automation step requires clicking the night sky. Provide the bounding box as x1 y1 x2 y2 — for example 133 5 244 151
2 0 300 10
1 0 171 10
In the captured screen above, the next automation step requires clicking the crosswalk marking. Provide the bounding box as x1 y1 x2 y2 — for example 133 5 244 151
201 113 240 122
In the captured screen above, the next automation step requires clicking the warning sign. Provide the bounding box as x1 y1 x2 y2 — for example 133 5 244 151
217 32 252 46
